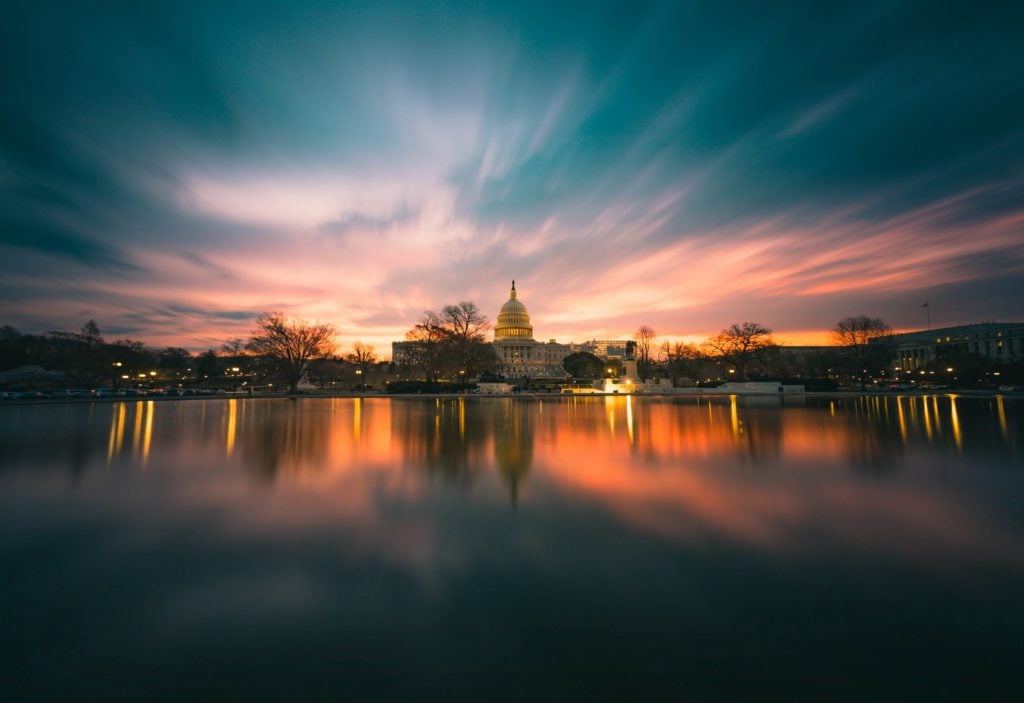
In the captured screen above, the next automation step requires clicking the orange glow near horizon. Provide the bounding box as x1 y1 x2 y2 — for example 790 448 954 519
84 395 1024 571
11 174 1022 356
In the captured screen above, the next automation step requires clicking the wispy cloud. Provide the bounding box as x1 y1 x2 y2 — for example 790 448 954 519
2 0 1022 352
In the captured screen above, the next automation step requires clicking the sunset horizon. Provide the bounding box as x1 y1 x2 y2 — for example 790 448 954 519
3 4 1024 698
3 2 1021 354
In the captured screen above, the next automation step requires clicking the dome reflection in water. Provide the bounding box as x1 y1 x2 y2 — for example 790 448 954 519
1 395 1022 700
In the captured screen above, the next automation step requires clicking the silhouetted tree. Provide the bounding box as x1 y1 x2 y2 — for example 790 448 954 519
403 302 498 381
562 351 604 380
832 315 893 389
704 322 775 380
195 349 222 379
346 342 377 374
634 325 656 380
246 312 337 393
404 319 451 382
659 341 702 386
221 338 246 357
157 347 192 373
81 320 103 345
306 356 347 389
441 302 491 340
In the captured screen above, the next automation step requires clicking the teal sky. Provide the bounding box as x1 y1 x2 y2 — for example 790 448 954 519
2 0 1022 351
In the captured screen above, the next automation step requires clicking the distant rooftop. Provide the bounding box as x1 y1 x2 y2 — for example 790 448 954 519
891 321 1024 344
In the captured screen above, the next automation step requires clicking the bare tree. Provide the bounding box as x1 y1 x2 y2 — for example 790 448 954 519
221 338 246 357
81 320 103 345
703 322 774 380
404 316 451 382
633 325 656 380
441 302 491 341
346 342 377 387
246 312 336 393
306 356 347 389
346 342 377 371
659 340 701 386
402 303 497 381
832 315 894 389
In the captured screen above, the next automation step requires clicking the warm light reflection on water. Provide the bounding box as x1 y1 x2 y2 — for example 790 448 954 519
225 398 237 457
1 395 1023 700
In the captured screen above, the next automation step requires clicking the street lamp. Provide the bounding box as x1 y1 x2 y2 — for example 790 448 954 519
355 368 362 390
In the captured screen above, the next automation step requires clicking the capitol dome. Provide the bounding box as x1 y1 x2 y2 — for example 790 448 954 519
494 280 534 340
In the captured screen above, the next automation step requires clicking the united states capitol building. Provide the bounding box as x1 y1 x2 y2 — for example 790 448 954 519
392 281 629 379
492 281 629 379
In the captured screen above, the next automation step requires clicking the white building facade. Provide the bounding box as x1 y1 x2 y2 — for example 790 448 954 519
493 281 574 379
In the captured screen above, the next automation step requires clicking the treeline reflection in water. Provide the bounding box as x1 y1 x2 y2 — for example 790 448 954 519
5 394 1021 560
2 395 1024 701
1 395 1019 486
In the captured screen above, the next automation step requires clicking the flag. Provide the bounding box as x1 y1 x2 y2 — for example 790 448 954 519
921 302 929 308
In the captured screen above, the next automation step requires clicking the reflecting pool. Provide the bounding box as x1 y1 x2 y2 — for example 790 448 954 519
2 395 1023 700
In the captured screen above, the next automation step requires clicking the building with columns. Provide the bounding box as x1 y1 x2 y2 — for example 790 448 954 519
883 322 1024 370
392 281 632 380
493 281 575 379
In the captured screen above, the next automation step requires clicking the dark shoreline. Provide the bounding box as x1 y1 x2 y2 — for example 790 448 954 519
2 389 1021 406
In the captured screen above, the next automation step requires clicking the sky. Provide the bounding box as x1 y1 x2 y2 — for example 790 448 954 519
2 0 1023 355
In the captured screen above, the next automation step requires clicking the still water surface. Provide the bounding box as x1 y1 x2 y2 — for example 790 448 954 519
2 395 1023 701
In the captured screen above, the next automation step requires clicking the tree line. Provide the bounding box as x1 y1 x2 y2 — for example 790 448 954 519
621 317 896 387
0 316 380 394
399 302 500 382
3 308 1016 393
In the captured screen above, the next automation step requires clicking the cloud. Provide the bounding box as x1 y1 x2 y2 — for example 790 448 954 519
2 1 1023 352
